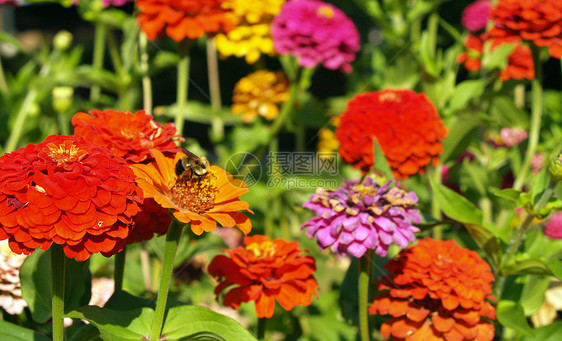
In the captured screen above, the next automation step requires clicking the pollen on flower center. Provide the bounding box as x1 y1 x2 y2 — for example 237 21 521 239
171 170 218 213
317 6 334 18
42 140 87 166
246 241 276 258
379 91 401 102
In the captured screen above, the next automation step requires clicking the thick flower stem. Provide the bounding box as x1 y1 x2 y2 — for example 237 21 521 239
175 39 191 138
513 45 543 191
114 246 127 292
149 222 185 341
140 32 153 115
257 317 267 341
358 253 371 341
51 244 66 341
431 165 443 240
206 37 224 142
90 23 107 103
5 89 38 152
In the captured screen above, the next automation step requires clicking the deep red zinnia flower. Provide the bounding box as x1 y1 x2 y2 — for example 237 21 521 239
369 238 496 341
489 0 562 59
208 235 318 318
0 135 142 261
72 109 179 244
335 89 448 179
457 33 535 81
136 0 236 42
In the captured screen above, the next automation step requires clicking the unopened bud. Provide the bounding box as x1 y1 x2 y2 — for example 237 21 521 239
52 86 74 114
549 154 562 182
54 30 73 51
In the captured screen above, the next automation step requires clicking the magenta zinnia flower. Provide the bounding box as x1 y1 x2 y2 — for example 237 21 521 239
302 177 421 258
271 0 360 73
102 0 133 7
461 0 492 32
545 212 562 239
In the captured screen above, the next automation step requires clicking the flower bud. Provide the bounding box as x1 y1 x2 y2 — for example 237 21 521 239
52 86 74 114
549 153 562 182
53 30 73 51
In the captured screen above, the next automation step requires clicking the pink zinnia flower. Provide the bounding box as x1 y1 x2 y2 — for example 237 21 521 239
461 0 492 32
102 0 133 7
545 212 562 239
302 177 421 258
271 0 360 73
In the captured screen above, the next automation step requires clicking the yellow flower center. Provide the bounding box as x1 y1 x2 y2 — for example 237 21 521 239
171 169 218 213
43 140 87 166
246 241 276 258
379 91 401 102
317 6 334 18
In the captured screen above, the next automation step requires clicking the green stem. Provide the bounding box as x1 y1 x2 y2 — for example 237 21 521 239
514 84 525 109
431 166 443 240
513 45 543 191
106 29 124 77
51 244 66 341
0 55 8 94
427 12 439 58
149 222 185 341
174 39 190 138
206 37 224 142
114 246 126 292
139 32 153 115
140 242 153 291
57 113 69 136
269 82 298 138
257 317 267 341
358 252 371 341
90 23 107 103
5 89 38 152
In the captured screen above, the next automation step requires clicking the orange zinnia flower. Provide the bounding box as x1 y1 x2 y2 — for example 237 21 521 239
208 235 318 318
136 0 236 42
130 149 252 235
457 33 534 81
369 238 496 341
72 109 179 244
0 135 142 261
489 0 562 59
335 89 448 179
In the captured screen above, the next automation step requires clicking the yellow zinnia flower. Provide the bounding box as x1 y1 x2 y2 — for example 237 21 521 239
231 70 290 123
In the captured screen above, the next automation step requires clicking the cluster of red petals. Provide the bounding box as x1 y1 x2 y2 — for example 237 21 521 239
369 238 496 341
71 110 181 164
457 33 535 81
72 109 177 244
0 135 142 261
489 0 562 59
208 235 318 318
136 0 236 42
335 89 448 179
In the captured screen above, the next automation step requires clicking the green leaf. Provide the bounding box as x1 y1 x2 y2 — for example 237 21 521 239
494 189 522 205
489 96 529 128
429 180 483 225
497 300 534 336
20 249 91 323
547 260 562 280
160 101 242 126
520 275 550 316
483 43 516 71
441 113 481 162
104 291 156 311
0 321 50 341
161 305 256 341
522 321 562 341
373 137 393 179
502 258 553 276
447 79 486 113
66 306 153 341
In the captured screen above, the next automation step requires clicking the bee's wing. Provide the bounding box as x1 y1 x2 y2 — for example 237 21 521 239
181 148 199 159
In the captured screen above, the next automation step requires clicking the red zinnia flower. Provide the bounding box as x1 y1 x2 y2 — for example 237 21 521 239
208 235 318 318
335 89 448 179
136 0 236 42
489 0 562 59
369 238 496 341
72 109 179 244
0 135 142 261
457 33 535 81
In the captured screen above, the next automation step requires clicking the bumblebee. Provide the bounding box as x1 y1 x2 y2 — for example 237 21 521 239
175 148 210 181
